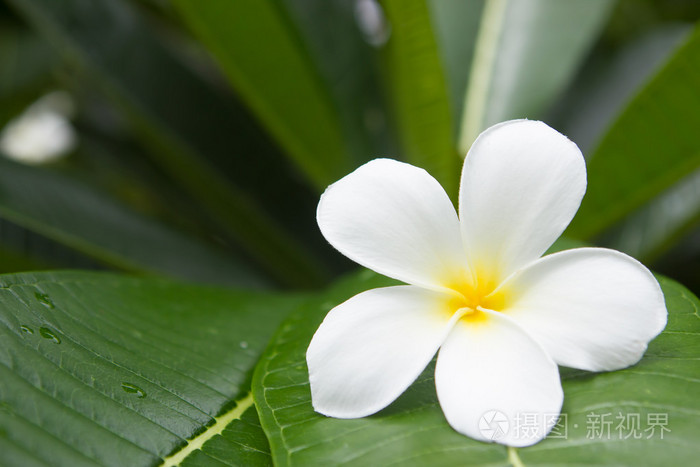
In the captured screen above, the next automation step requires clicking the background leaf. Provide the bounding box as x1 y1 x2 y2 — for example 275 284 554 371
379 0 460 196
566 23 700 240
553 24 691 155
458 0 613 152
0 156 269 287
281 0 389 165
171 0 352 190
0 271 305 466
254 270 700 466
428 0 484 138
598 168 700 263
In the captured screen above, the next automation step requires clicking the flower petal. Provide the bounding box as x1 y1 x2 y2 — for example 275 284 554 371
499 247 667 371
459 120 586 284
318 158 467 291
307 286 460 418
435 310 563 447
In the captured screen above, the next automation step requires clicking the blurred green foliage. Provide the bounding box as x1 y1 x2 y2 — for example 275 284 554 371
0 0 698 293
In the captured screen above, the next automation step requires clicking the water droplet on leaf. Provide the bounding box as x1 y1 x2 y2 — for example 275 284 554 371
35 292 55 309
20 325 33 334
121 382 146 398
39 327 61 344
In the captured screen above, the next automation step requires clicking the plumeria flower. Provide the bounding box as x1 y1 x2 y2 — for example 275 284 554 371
306 120 667 447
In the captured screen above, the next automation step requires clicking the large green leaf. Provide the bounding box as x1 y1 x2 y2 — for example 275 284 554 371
566 23 700 240
171 0 351 191
379 0 460 196
254 270 700 465
0 156 269 288
458 0 612 153
7 0 325 287
0 271 305 466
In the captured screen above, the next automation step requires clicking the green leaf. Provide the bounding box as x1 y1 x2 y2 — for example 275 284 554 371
600 168 700 263
0 157 269 288
553 24 691 155
566 23 700 240
7 0 325 287
0 270 303 466
171 0 352 190
458 0 612 153
254 270 700 466
379 0 460 196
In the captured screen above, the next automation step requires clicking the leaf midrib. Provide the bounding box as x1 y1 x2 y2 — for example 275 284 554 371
160 392 255 467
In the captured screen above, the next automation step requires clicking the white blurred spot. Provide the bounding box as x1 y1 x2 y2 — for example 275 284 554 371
0 91 77 165
354 0 391 47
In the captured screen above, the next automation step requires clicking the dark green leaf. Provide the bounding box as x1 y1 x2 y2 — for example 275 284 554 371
254 270 700 466
0 157 269 287
0 271 303 466
171 0 352 190
379 0 460 196
281 0 388 164
0 218 101 274
567 23 700 239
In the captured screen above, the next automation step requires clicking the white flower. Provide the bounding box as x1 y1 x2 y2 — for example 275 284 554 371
0 91 77 165
306 120 667 447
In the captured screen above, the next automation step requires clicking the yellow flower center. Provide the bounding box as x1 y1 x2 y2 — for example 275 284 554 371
444 271 508 325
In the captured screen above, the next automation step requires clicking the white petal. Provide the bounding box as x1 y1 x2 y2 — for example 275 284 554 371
307 286 460 418
459 120 586 284
435 310 563 447
499 248 667 371
318 158 468 291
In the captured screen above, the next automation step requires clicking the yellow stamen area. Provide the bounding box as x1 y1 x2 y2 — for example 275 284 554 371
443 271 508 325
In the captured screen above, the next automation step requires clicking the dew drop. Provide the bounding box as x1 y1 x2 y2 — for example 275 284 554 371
121 382 146 398
20 325 34 334
239 341 248 349
35 292 55 309
39 327 61 344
